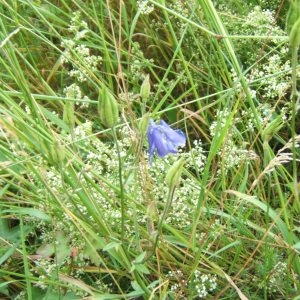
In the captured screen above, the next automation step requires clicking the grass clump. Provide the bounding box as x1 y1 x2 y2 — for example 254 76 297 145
0 0 299 299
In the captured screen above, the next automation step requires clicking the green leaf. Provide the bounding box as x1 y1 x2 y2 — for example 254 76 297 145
133 251 147 264
0 246 16 265
0 280 11 296
4 208 51 221
102 241 121 252
40 106 70 132
134 263 150 275
124 281 146 298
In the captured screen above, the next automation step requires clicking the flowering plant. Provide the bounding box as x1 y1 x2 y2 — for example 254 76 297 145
147 118 186 163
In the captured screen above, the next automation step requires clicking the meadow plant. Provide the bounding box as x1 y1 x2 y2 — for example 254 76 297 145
61 12 102 107
0 1 299 299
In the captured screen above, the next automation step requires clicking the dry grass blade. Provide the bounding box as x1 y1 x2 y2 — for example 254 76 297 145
251 135 300 189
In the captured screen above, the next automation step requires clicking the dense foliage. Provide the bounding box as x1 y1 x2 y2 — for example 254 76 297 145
0 0 299 299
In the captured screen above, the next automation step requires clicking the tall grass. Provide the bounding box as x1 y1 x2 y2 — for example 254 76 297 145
0 0 299 299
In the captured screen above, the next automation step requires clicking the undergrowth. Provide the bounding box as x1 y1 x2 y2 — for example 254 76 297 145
0 0 299 299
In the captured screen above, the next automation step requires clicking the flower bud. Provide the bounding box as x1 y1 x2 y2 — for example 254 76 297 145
289 16 300 48
165 157 185 189
146 200 157 236
286 0 300 34
63 101 75 129
140 74 151 101
139 113 151 137
98 86 119 128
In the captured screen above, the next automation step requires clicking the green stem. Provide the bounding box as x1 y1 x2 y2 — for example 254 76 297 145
112 127 125 242
291 46 299 210
144 186 176 262
111 129 150 295
20 218 33 300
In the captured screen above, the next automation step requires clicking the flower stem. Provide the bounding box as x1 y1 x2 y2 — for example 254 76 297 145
291 45 300 211
112 127 125 242
144 185 176 262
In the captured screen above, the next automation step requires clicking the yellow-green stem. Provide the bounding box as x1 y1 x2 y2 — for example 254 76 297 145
112 127 125 242
144 186 176 262
291 46 300 210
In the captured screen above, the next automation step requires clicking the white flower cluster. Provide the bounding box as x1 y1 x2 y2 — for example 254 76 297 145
63 83 82 99
209 108 231 138
61 11 102 76
129 42 154 86
61 40 102 83
250 48 291 100
63 83 89 107
192 270 218 298
166 269 187 296
267 261 288 293
183 139 207 173
223 5 286 69
166 179 199 229
73 120 93 140
219 138 250 171
137 0 154 15
166 269 217 298
68 11 89 40
241 6 281 36
14 291 26 300
166 178 199 228
210 108 257 173
40 166 63 194
210 218 226 238
94 279 112 294
254 259 293 296
60 12 102 108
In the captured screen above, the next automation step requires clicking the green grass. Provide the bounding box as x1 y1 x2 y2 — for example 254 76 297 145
0 0 299 299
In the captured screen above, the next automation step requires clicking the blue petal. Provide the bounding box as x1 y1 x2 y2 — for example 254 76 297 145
156 141 177 157
152 129 170 157
147 119 156 146
147 120 156 164
159 120 186 146
147 119 186 163
173 129 186 146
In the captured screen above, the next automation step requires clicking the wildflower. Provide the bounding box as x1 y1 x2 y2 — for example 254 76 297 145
147 119 186 164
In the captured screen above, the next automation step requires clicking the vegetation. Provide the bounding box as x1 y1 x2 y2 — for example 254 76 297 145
0 0 299 299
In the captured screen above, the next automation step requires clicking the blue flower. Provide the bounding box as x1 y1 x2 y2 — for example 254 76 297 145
147 119 186 164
